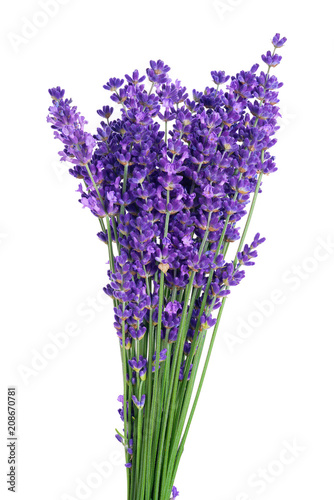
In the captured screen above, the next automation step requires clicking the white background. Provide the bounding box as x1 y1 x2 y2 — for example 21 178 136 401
1 1 334 499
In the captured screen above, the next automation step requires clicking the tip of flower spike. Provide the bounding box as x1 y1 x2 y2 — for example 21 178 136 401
48 86 65 101
103 77 124 92
272 33 287 48
211 70 230 85
125 70 146 85
147 59 171 84
251 233 266 248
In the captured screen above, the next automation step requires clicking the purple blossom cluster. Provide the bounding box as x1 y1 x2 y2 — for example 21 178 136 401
47 33 286 500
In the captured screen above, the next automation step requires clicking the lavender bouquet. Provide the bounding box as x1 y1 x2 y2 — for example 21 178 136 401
47 34 286 500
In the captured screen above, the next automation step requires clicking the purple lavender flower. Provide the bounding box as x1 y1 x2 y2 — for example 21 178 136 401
132 394 146 410
48 86 65 100
153 349 168 364
146 59 171 84
47 89 96 170
97 105 114 119
125 69 146 86
168 328 178 343
171 486 180 499
103 77 124 92
128 356 147 372
250 233 266 248
179 362 193 381
211 70 230 85
272 33 287 48
261 51 282 68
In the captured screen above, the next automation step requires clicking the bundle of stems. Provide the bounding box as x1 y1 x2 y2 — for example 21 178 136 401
47 33 286 500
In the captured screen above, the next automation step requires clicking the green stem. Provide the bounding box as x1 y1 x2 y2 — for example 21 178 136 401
167 296 228 494
153 275 195 500
148 270 164 498
111 215 121 254
127 376 133 499
121 308 129 460
147 199 170 499
140 307 154 500
148 82 155 95
121 164 129 216
233 170 263 268
135 383 144 489
105 217 115 274
164 297 217 494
